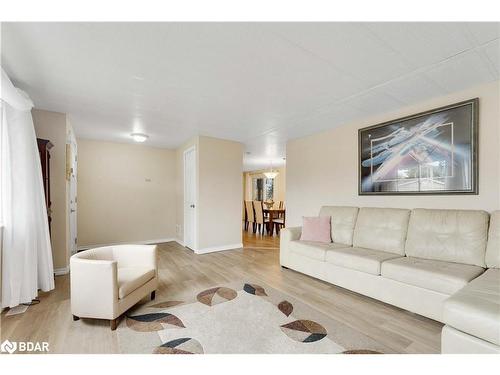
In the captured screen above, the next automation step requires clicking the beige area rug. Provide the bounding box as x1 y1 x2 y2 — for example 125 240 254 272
116 280 393 354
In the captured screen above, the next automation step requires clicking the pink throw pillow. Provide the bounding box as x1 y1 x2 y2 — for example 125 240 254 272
300 216 332 243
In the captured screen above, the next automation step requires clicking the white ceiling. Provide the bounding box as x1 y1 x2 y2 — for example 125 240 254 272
2 22 499 171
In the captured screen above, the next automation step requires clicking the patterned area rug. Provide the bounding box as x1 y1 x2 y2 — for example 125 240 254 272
116 280 392 354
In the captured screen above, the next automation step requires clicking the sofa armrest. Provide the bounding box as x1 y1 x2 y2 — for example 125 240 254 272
281 226 302 242
70 256 118 319
112 245 158 272
280 227 302 267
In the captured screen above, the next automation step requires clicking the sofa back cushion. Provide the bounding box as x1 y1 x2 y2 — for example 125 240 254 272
405 209 488 267
353 207 410 255
319 206 359 246
486 211 500 268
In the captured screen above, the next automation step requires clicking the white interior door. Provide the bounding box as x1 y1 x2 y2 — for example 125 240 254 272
184 147 197 250
68 136 78 255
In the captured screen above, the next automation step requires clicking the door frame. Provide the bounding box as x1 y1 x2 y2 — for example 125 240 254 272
66 133 78 258
183 145 197 250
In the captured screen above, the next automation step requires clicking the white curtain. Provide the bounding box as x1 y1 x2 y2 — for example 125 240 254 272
1 68 54 308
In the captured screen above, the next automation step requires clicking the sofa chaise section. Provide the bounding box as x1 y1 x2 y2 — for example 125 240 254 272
442 269 500 353
441 210 500 353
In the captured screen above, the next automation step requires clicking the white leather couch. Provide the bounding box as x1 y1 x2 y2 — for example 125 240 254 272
280 207 500 354
70 244 158 330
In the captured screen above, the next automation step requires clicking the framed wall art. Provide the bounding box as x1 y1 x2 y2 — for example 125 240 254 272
358 98 478 195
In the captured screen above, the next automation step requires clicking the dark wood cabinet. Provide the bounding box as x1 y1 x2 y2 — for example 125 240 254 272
37 138 53 237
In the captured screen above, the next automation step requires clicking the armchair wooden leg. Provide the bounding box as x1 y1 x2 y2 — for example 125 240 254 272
72 315 80 321
110 318 118 331
151 290 156 300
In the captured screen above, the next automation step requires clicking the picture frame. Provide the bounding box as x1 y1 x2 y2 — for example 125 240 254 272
358 98 479 195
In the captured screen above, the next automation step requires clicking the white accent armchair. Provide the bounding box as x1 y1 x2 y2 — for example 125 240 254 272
70 244 158 330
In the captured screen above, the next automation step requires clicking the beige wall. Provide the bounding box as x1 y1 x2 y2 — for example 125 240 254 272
286 81 500 227
243 167 286 202
32 109 69 270
77 139 176 247
175 136 243 251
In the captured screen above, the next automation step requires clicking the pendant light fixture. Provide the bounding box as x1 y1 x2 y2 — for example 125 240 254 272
130 133 149 142
263 160 279 179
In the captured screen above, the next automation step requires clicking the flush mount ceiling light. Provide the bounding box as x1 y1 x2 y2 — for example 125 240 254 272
263 161 279 179
130 133 148 142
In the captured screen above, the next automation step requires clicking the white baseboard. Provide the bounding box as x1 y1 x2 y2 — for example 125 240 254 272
54 266 70 276
195 243 243 254
173 239 242 254
76 238 241 255
77 238 177 251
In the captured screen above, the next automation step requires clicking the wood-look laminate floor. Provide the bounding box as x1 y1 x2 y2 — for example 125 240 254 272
0 231 443 354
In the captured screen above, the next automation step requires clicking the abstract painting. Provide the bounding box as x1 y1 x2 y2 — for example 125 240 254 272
358 99 478 195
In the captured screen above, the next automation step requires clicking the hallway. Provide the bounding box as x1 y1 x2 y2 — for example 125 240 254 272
242 229 280 250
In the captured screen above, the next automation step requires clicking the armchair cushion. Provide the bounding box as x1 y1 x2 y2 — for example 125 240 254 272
117 267 156 299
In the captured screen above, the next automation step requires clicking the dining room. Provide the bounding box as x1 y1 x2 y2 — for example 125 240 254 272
242 166 286 249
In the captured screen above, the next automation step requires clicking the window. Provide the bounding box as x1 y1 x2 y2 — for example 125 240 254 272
252 177 274 201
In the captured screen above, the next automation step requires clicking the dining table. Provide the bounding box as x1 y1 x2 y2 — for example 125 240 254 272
263 208 285 236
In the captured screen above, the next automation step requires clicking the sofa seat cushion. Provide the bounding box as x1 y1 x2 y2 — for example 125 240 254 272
444 269 500 346
381 257 484 295
325 247 402 275
289 240 347 261
117 267 155 299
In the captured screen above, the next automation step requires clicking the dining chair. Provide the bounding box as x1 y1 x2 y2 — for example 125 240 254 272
245 201 255 232
274 210 286 235
253 200 270 235
276 201 285 219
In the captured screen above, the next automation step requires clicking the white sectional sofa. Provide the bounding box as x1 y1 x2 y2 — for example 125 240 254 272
280 207 500 354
